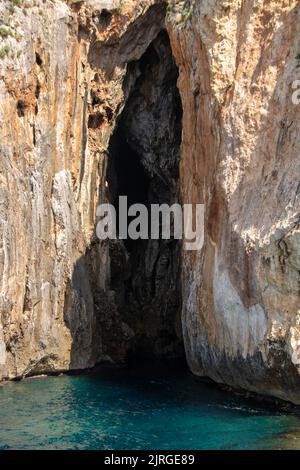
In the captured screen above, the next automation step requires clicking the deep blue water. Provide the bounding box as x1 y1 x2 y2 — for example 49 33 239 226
1 367 300 450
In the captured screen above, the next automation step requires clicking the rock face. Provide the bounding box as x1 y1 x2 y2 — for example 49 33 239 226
0 0 300 403
0 0 169 377
168 0 300 403
105 30 183 360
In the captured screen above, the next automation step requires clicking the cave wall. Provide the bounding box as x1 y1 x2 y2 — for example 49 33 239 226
168 0 300 403
0 0 167 378
105 30 183 361
0 0 300 404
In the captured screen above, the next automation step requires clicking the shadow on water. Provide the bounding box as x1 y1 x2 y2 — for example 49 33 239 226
1 365 300 450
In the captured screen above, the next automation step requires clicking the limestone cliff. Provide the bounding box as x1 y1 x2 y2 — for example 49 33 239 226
0 0 299 404
168 0 300 403
0 0 169 376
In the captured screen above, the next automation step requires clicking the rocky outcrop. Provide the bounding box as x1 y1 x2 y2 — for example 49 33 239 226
0 0 300 403
168 0 300 403
0 0 168 378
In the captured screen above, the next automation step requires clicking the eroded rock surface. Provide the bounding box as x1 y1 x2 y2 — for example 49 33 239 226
106 30 183 360
0 0 168 377
168 0 300 403
0 0 300 403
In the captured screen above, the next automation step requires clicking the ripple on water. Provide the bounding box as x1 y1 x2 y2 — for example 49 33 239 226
0 368 300 450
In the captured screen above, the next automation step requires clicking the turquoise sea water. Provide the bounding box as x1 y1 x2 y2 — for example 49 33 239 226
1 367 300 450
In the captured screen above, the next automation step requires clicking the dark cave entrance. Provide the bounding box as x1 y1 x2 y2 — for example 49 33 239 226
105 30 184 362
107 127 150 252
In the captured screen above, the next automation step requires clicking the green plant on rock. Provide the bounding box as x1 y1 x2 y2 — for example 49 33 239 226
168 0 195 24
12 0 23 7
182 7 191 22
0 27 11 37
0 45 10 59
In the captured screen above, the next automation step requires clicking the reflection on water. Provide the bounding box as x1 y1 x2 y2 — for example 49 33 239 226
268 429 300 450
0 367 300 450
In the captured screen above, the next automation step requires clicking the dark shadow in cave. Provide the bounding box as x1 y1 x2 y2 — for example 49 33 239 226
105 30 184 363
107 126 150 253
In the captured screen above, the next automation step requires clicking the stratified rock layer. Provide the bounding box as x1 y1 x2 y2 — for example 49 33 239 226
168 0 300 403
0 0 167 377
0 0 300 403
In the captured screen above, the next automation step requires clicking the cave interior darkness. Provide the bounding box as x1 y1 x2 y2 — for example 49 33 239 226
105 30 184 363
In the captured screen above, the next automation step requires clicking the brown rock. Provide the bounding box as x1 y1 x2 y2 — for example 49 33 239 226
0 0 299 404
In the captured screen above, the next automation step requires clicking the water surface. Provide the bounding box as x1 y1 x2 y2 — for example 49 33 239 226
1 367 300 450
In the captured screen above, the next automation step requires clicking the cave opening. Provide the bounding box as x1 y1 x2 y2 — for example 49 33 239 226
107 126 150 252
105 30 184 363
